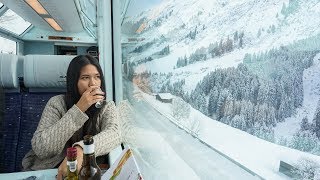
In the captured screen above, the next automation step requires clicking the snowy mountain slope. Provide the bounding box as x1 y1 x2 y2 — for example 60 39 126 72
141 91 320 179
125 0 320 61
274 53 320 140
123 0 320 91
123 0 320 166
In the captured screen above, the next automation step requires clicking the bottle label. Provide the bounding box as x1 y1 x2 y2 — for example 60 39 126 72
83 144 95 154
67 160 77 172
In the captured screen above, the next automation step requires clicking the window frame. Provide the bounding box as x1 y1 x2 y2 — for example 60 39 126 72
0 9 32 36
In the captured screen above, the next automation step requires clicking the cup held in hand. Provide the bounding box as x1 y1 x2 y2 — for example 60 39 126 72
95 100 106 108
95 87 105 108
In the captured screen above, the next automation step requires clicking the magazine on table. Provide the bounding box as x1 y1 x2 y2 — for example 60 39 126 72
102 147 143 180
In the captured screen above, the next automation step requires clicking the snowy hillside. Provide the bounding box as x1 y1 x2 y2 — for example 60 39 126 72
124 0 320 62
275 53 320 139
122 0 320 176
123 0 320 89
141 91 320 179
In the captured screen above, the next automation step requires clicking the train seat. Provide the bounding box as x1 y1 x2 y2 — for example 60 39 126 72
14 55 73 172
0 54 22 173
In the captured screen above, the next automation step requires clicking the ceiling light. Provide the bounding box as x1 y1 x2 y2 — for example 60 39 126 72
24 0 63 31
44 18 62 31
25 0 48 15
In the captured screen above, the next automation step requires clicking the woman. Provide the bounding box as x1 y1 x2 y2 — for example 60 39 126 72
22 55 121 178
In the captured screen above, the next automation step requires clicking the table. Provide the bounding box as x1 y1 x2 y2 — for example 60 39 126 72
0 169 57 180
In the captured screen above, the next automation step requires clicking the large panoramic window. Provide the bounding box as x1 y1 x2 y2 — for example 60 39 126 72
0 36 16 54
0 9 31 35
121 0 320 179
78 0 96 37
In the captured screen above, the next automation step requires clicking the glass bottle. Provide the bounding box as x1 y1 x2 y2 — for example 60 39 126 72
66 147 79 180
95 87 106 108
79 135 101 180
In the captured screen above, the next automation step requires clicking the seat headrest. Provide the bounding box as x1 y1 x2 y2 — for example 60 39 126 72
23 55 75 88
0 54 19 88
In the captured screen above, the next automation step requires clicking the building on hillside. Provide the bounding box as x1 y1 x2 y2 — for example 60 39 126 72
156 93 173 103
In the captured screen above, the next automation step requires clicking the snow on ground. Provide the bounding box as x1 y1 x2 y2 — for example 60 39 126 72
139 48 246 93
275 53 320 140
131 128 200 179
129 0 320 95
0 37 16 54
141 92 320 179
123 0 320 178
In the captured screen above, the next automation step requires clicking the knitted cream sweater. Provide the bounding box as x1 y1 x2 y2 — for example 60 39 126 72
22 95 121 170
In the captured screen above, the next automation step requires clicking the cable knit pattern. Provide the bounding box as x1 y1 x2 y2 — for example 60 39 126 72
22 95 121 171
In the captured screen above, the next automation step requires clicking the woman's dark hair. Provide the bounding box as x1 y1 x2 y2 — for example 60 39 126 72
65 55 105 146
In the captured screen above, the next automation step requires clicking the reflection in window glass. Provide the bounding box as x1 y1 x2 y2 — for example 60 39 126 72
79 0 96 23
121 0 320 179
83 16 95 37
0 36 16 54
78 0 96 38
0 9 31 35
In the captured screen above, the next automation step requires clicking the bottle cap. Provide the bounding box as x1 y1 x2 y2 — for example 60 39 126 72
67 147 77 158
83 135 94 145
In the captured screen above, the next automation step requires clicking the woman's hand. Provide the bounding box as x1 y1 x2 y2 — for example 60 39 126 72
75 145 83 171
76 86 105 112
56 146 83 180
57 157 67 180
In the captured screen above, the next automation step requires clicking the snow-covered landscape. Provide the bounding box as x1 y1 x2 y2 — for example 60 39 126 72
0 8 28 54
275 53 320 140
138 90 320 179
122 0 320 179
0 36 15 54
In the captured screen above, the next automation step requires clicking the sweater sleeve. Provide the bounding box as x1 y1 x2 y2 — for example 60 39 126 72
73 101 122 157
31 96 89 159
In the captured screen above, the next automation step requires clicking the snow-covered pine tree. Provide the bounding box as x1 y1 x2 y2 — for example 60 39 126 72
198 93 208 115
300 116 310 131
233 31 238 42
240 100 254 129
291 158 320 180
313 99 320 139
172 97 191 122
230 115 246 131
208 87 219 116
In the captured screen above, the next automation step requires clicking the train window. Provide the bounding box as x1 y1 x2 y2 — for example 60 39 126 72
0 9 31 35
79 0 96 23
120 0 320 179
0 36 16 54
77 0 96 37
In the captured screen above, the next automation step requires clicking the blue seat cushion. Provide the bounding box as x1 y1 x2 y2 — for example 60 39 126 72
15 92 62 171
0 93 22 173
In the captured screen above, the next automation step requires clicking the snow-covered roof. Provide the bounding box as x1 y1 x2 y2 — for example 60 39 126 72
157 93 173 100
